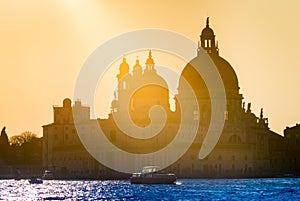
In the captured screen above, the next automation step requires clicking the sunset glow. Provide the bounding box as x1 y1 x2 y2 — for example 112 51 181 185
0 0 299 136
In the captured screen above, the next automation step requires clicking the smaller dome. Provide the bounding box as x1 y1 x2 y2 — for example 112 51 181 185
133 58 142 70
145 50 155 65
143 73 169 89
63 98 72 108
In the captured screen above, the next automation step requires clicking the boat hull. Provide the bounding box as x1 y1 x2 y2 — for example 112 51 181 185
28 178 43 184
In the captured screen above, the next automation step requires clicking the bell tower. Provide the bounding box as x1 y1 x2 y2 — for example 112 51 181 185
116 57 130 91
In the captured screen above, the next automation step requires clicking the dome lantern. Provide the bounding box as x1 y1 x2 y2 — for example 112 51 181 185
145 50 155 71
199 17 218 55
133 57 142 75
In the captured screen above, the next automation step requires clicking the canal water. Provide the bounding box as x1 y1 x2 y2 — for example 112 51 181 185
0 178 299 200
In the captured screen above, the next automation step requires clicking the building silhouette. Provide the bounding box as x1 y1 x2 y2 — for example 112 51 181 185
43 99 106 179
284 124 300 175
174 18 272 177
42 18 299 178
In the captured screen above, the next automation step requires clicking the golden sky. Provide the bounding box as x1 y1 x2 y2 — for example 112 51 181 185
0 0 299 136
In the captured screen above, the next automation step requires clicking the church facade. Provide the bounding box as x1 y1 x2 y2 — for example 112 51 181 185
42 19 297 178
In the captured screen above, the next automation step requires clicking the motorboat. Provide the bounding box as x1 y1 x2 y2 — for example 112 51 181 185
130 166 176 184
28 176 43 184
42 170 53 180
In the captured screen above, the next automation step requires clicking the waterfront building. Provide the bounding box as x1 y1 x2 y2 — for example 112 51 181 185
42 99 120 178
174 18 272 177
42 19 297 178
284 124 300 175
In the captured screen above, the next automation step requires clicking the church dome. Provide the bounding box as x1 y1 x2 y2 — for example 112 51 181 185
180 54 239 96
129 51 170 126
209 54 239 91
131 71 170 126
143 50 168 90
179 18 239 98
133 58 142 71
143 71 168 89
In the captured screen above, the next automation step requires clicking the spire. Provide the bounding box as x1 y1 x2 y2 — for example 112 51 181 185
145 50 155 71
206 17 209 27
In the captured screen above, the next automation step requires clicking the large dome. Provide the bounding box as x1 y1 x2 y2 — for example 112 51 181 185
179 18 239 96
129 70 170 127
179 54 239 97
209 54 239 92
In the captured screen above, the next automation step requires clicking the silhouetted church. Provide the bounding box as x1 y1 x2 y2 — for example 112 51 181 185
176 18 271 177
42 18 299 179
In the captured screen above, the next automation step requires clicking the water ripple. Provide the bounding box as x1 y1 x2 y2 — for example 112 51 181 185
0 178 299 200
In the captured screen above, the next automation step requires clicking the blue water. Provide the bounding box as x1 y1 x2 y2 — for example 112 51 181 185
0 178 299 200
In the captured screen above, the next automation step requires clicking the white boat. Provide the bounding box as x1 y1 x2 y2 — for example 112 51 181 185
28 176 43 184
130 166 176 184
42 170 53 180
